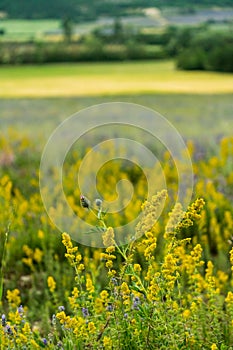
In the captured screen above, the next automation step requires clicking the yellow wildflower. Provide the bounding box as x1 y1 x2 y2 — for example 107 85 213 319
86 276 94 294
102 227 115 247
106 260 113 268
106 245 115 253
30 339 40 349
78 263 85 271
133 264 141 273
47 276 56 293
95 297 104 313
211 344 218 350
56 311 69 324
183 309 191 319
38 229 44 239
88 321 96 334
100 290 109 301
8 310 21 324
229 247 233 267
22 322 31 335
225 291 233 304
165 202 184 239
62 232 73 250
136 190 167 238
6 289 21 308
17 334 27 344
33 248 43 263
103 336 112 349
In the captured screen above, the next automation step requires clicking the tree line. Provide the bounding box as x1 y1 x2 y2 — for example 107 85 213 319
0 20 232 72
0 0 232 20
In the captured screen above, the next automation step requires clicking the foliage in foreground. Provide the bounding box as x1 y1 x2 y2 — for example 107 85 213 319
0 133 233 349
1 194 233 349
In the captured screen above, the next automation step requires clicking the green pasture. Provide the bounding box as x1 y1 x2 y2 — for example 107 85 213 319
0 19 61 41
0 60 233 98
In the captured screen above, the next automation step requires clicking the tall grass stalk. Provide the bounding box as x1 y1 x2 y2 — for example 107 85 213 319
0 222 11 302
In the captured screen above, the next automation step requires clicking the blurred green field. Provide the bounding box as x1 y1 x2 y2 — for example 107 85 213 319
1 94 232 149
0 19 61 41
0 60 233 97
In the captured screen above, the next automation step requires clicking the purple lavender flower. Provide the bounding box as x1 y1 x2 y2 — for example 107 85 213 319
81 307 89 318
42 338 48 346
58 305 65 312
132 296 140 310
106 304 113 312
1 314 6 327
5 324 13 336
111 277 118 285
18 305 24 317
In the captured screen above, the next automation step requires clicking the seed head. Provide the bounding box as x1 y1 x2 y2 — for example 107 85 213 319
80 195 90 209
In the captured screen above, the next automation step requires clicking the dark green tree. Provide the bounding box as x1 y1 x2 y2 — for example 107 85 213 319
61 17 73 43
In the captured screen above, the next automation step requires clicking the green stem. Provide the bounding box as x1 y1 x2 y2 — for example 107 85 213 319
0 222 11 302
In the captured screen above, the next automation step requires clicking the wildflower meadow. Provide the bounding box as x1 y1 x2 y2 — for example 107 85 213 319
0 127 233 349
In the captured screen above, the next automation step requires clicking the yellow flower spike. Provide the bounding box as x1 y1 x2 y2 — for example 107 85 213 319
103 336 113 349
37 229 44 239
121 282 130 294
225 291 233 304
30 340 40 349
182 309 191 319
173 301 179 310
78 263 85 271
106 245 115 254
105 260 113 268
95 297 104 313
9 310 21 324
205 261 214 279
47 276 56 293
6 289 21 308
22 322 31 335
133 264 141 273
33 248 43 263
86 276 94 294
100 290 109 301
229 247 233 265
88 321 96 334
136 190 167 237
23 245 34 258
108 269 116 277
76 253 82 263
18 334 27 344
62 232 73 250
211 344 218 350
165 202 184 239
191 244 203 264
58 311 66 324
102 227 115 247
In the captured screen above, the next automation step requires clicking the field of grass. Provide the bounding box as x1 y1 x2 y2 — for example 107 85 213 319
1 125 233 348
0 94 232 146
1 54 233 348
0 60 233 98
